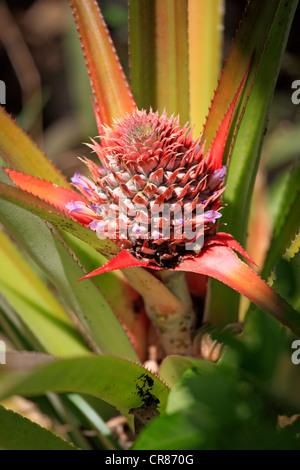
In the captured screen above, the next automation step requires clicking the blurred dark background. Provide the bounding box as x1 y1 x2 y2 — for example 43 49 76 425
0 0 299 179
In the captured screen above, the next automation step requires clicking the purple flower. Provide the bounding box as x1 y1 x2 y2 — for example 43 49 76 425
71 172 96 196
204 210 222 223
208 166 227 189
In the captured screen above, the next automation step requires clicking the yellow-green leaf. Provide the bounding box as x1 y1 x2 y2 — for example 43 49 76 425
0 107 69 187
0 229 90 358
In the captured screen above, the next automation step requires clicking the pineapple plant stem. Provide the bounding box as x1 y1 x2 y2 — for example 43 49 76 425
157 271 196 355
123 268 195 356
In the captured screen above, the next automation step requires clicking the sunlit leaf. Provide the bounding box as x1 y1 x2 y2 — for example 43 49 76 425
0 107 69 187
0 229 89 358
0 355 170 421
188 0 224 136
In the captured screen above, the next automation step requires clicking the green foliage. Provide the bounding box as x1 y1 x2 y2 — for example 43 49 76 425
0 355 170 422
262 162 300 280
210 0 299 326
135 312 300 450
271 230 300 312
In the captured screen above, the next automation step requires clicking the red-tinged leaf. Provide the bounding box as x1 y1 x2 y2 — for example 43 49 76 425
80 233 256 282
92 101 104 136
201 0 281 152
80 245 300 336
4 169 93 224
177 245 300 336
79 249 148 281
208 232 257 266
79 232 257 278
0 107 69 188
206 58 253 171
0 180 120 258
69 0 136 125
